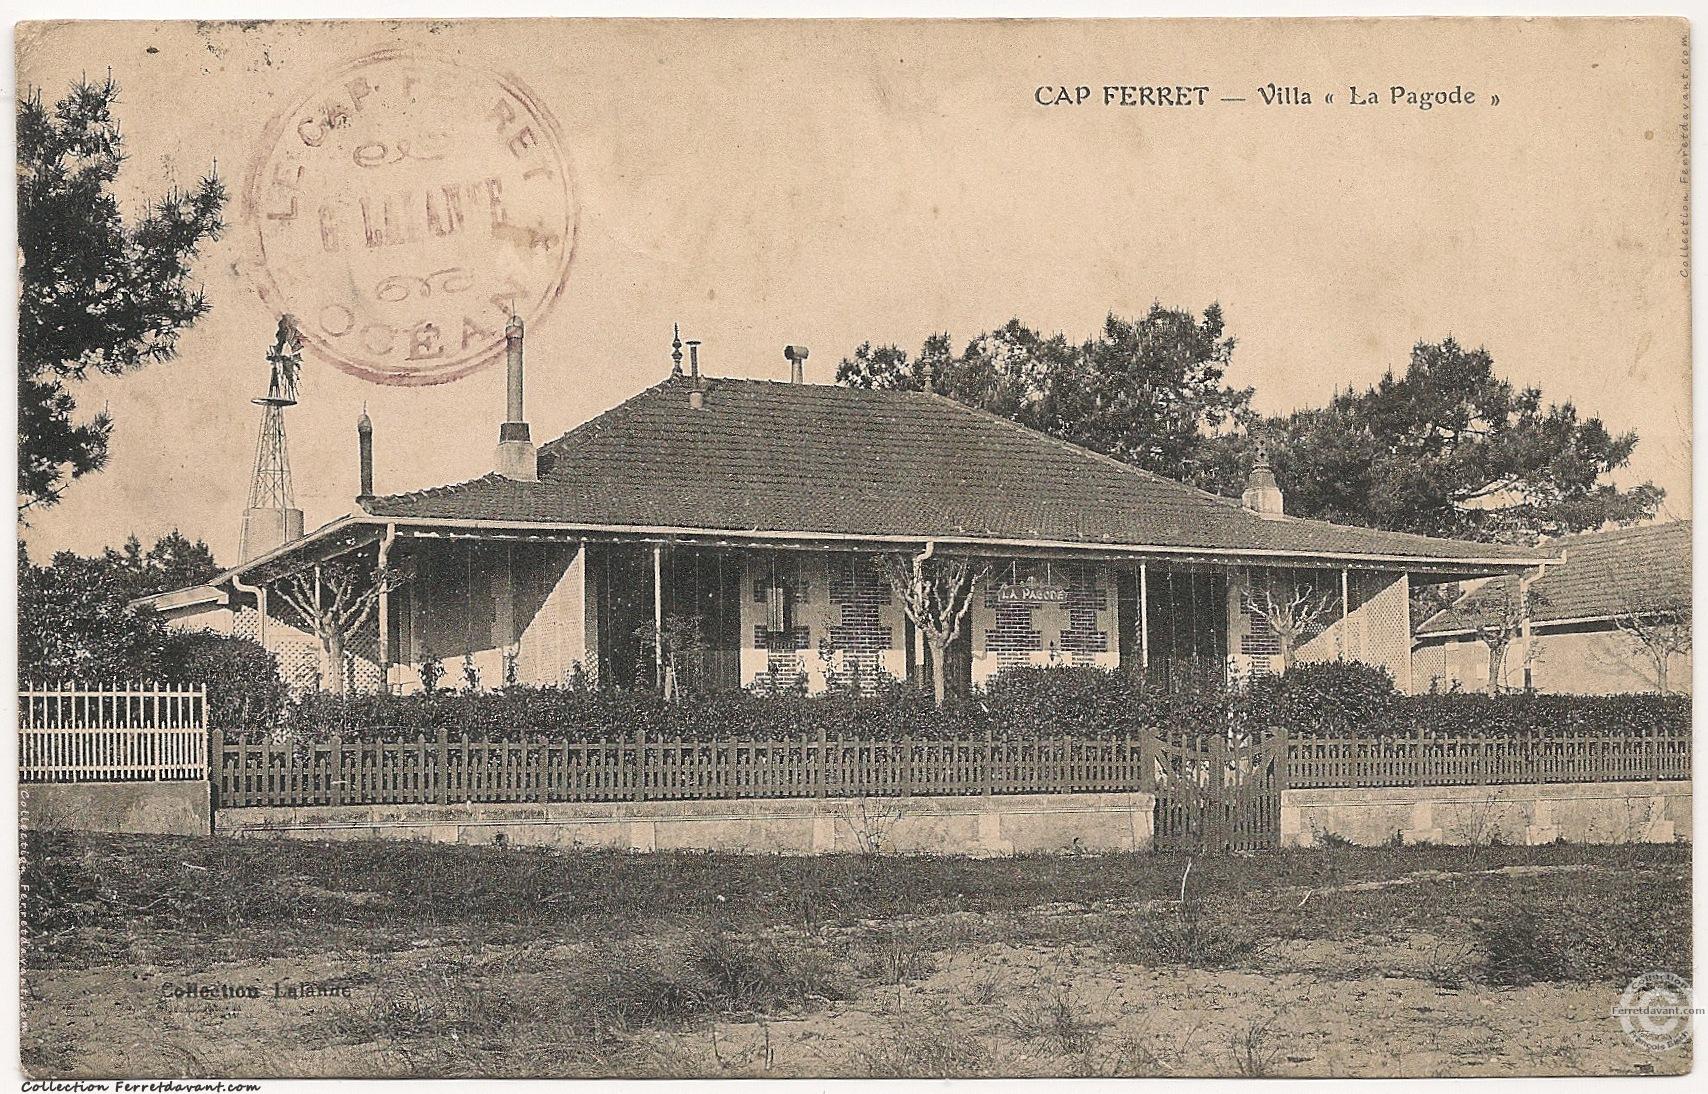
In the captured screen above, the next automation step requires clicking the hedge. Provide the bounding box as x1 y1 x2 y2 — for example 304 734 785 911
162 632 287 732
255 663 1690 744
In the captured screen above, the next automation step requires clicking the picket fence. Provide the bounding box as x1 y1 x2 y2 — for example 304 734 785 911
211 730 1152 808
209 722 1691 810
16 682 1691 810
1287 726 1692 788
18 683 208 783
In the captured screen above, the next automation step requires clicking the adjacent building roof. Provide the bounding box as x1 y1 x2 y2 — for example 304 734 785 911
1416 520 1692 638
354 377 1544 568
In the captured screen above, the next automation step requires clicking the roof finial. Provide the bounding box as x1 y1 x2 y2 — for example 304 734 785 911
1242 431 1284 516
670 323 684 377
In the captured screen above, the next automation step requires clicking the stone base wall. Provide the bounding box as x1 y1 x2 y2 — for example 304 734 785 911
1281 781 1691 848
21 782 211 837
216 791 1155 857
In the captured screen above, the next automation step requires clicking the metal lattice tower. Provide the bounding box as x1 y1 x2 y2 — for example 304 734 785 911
246 404 294 511
239 316 304 560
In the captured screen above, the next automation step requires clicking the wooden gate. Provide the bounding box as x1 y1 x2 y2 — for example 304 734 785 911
1151 728 1285 852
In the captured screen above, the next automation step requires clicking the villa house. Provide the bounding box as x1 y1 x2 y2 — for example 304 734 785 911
138 320 1549 696
1413 520 1692 694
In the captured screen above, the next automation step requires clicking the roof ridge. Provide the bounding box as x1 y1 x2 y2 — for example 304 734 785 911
1551 518 1692 546
907 387 1247 509
367 471 506 507
906 387 1540 559
538 376 681 461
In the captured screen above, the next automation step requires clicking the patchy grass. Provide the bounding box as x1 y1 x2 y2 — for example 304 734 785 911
1099 897 1263 969
311 930 846 1077
857 1008 995 1078
853 935 940 985
19 831 1693 1078
24 830 1685 968
1229 1016 1284 1077
1005 984 1103 1056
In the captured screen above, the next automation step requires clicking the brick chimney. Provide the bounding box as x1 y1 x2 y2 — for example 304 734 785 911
356 406 374 501
495 315 538 482
686 340 707 410
1241 437 1284 516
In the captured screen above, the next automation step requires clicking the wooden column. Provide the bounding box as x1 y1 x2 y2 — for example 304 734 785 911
1518 571 1535 691
377 526 394 692
1138 561 1150 669
313 563 326 688
653 543 665 689
1398 572 1414 694
1340 566 1352 662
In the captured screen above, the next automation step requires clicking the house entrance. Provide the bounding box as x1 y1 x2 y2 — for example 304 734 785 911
591 544 746 693
661 547 744 693
1151 729 1283 852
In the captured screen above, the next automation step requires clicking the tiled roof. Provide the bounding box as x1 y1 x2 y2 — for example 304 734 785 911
1416 520 1692 636
360 378 1544 566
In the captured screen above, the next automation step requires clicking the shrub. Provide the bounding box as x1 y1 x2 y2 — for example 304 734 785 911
1473 908 1576 985
272 665 1234 742
161 631 288 731
1248 660 1398 737
1396 691 1689 740
979 665 1150 736
257 662 1689 745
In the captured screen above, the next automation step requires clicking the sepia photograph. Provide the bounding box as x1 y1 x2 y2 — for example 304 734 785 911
9 9 1697 1082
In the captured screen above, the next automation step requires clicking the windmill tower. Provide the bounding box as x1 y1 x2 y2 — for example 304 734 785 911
239 316 307 561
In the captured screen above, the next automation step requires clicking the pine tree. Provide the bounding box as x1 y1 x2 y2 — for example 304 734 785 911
18 76 225 515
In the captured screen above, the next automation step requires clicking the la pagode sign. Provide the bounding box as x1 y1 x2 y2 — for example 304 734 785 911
997 584 1069 605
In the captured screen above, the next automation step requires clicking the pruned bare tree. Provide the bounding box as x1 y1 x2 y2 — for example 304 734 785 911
1244 582 1336 671
875 551 989 704
1466 581 1545 693
272 555 411 694
1611 593 1691 694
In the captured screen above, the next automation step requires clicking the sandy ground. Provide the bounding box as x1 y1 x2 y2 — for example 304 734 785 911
21 924 1691 1079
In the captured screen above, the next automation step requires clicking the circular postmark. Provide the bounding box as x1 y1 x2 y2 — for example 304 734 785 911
243 49 576 386
1614 971 1697 1051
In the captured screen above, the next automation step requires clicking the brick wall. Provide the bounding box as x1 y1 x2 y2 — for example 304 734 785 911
742 552 824 689
1059 565 1111 665
983 598 1043 674
825 553 899 686
972 563 1118 684
740 551 911 691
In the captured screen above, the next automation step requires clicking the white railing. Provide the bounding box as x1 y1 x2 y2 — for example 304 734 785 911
18 683 207 782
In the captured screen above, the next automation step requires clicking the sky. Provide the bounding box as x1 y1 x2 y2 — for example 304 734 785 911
16 17 1692 566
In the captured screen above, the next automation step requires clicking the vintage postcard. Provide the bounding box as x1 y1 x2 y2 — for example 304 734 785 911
12 14 1694 1081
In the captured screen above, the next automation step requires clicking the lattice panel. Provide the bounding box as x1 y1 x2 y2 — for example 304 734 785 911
234 608 385 694
1353 572 1411 685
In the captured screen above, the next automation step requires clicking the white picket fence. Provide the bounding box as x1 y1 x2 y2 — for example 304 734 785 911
18 683 207 783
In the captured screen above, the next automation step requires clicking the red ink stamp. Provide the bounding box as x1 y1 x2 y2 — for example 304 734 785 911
242 49 577 386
